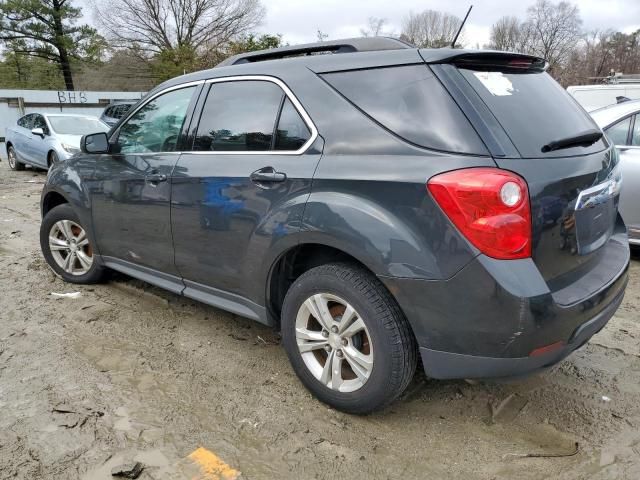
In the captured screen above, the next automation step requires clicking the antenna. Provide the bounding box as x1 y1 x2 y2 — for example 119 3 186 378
451 5 473 48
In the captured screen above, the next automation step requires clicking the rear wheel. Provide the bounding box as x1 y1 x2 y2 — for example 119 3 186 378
281 263 417 414
7 146 25 171
40 204 105 284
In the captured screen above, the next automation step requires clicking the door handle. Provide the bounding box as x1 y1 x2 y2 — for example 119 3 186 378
146 173 167 184
250 167 287 184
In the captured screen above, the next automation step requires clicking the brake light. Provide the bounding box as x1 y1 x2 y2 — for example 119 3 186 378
508 58 533 69
427 168 531 260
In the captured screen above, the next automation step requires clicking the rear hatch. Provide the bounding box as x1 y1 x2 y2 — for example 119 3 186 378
428 52 624 298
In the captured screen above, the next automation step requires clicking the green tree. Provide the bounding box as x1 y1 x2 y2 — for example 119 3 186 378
0 0 104 90
227 33 283 55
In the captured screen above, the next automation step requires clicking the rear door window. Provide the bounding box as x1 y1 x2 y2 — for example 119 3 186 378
19 114 34 129
459 68 606 158
322 65 487 155
605 116 632 146
194 81 284 152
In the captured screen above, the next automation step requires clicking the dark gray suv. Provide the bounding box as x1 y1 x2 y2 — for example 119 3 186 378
40 38 629 414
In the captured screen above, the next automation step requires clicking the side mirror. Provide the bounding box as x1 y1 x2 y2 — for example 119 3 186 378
31 127 45 137
81 132 110 154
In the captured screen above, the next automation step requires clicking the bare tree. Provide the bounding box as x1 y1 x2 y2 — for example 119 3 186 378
92 0 264 55
360 17 386 37
400 10 464 48
523 0 582 71
488 16 525 52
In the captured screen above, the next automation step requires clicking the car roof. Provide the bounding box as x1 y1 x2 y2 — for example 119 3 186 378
590 100 640 127
147 37 543 98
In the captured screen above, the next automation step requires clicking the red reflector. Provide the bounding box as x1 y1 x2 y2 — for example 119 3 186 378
529 341 565 357
427 168 532 260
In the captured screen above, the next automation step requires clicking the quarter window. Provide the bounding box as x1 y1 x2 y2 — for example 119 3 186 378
194 81 284 152
632 115 640 146
322 65 488 155
275 98 311 151
117 86 195 154
605 116 631 146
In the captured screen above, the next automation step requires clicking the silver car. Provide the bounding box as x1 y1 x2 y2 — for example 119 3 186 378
5 113 109 170
591 100 640 245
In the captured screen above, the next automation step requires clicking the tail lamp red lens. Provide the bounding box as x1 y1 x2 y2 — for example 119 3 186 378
427 168 532 260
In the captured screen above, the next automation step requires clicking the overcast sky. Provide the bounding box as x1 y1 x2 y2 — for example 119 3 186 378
81 0 640 49
252 0 640 48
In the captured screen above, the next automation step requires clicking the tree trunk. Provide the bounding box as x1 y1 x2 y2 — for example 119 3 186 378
58 47 75 91
52 0 74 91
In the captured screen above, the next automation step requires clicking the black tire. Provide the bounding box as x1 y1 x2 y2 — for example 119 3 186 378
48 150 59 168
281 263 417 414
40 203 105 284
7 146 25 171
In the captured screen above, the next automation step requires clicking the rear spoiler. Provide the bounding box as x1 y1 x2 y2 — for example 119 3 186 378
420 49 547 72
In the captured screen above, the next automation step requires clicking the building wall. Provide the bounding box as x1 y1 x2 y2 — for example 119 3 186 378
0 89 145 159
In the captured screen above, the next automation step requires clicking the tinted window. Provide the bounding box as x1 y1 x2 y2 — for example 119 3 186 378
275 98 311 150
632 115 640 146
117 86 195 154
322 65 487 154
32 115 48 134
114 104 132 119
17 115 30 128
459 69 605 157
194 81 284 151
605 116 631 146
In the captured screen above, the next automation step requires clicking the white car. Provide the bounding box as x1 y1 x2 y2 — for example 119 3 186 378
5 113 109 171
568 84 640 112
591 100 640 245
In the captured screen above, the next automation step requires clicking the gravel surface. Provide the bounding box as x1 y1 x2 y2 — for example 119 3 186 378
1 160 639 479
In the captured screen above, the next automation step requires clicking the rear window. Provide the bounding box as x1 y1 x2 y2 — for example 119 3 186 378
322 65 488 155
459 69 606 158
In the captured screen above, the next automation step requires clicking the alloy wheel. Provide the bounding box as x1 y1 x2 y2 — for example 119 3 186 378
48 220 93 275
295 293 373 393
8 148 16 169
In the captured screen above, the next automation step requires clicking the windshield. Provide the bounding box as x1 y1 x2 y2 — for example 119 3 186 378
459 69 606 158
47 116 109 135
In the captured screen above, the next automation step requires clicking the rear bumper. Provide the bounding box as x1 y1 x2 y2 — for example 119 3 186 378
419 284 625 379
380 230 629 380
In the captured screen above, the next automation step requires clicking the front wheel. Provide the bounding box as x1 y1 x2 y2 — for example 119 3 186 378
48 150 59 168
40 204 105 284
281 263 417 414
7 146 25 171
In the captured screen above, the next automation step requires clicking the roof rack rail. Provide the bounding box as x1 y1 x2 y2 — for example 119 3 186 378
216 37 414 67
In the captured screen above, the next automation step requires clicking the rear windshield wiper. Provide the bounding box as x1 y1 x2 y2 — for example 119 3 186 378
541 129 603 153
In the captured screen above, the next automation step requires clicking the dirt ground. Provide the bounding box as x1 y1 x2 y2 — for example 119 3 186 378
1 159 639 480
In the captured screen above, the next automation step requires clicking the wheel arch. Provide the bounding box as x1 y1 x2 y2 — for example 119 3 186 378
47 149 57 167
42 190 69 217
266 242 408 332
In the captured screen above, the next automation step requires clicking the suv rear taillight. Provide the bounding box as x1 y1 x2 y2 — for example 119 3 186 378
427 168 531 260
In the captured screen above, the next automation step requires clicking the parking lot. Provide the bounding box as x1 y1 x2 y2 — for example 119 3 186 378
1 160 639 479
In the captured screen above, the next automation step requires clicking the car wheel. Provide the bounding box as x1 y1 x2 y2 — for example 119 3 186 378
40 204 105 284
48 151 59 168
7 146 25 171
281 263 417 414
